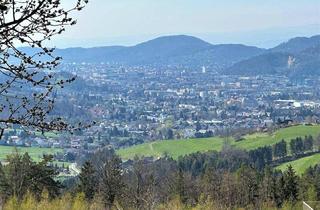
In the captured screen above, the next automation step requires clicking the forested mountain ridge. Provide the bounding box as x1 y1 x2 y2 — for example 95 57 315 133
270 35 320 54
225 35 320 76
20 35 265 68
51 35 266 68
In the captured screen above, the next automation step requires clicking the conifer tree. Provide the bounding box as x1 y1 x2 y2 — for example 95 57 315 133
78 161 97 201
283 165 299 203
273 139 287 159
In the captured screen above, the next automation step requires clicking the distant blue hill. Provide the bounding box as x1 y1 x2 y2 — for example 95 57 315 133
51 35 266 68
19 34 320 76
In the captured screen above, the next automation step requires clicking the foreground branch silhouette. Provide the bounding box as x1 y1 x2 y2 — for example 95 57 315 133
0 0 88 138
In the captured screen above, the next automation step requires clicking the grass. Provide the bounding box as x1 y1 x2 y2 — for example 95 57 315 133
0 145 63 162
276 153 320 175
118 137 225 160
233 125 320 150
117 124 320 160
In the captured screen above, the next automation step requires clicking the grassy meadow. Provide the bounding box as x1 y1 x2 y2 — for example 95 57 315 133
0 146 63 162
276 153 320 175
117 125 320 160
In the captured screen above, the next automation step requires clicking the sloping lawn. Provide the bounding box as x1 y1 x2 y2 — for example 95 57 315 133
117 125 320 160
276 153 320 175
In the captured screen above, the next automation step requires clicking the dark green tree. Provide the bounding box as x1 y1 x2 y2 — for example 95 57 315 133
269 173 283 208
283 165 299 203
78 161 97 201
273 139 287 159
277 175 286 207
303 135 314 152
249 146 272 170
290 137 304 156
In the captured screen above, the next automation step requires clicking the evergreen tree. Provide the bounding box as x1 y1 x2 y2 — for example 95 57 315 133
270 173 283 208
273 139 287 159
283 165 299 203
303 135 314 151
78 161 97 201
249 146 272 170
290 137 304 156
277 175 286 207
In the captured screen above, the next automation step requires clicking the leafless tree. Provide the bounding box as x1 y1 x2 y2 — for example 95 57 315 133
0 0 88 138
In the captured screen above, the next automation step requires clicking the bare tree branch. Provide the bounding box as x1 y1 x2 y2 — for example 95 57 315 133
0 0 89 139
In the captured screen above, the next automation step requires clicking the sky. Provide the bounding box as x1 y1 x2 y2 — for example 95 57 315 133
54 0 320 48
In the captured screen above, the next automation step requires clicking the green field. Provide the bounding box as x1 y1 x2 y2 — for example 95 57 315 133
276 153 320 175
118 137 224 160
0 146 63 162
117 125 320 160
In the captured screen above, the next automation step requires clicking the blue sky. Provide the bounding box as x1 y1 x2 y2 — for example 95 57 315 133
55 0 320 48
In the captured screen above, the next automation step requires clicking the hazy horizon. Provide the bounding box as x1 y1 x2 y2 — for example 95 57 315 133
52 0 320 48
51 25 320 49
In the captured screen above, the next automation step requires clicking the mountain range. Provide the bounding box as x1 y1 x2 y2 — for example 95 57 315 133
225 35 320 76
53 35 266 69
23 34 320 76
